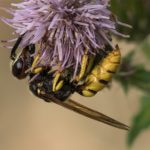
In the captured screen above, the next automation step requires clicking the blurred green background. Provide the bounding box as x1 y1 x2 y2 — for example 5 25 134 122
111 0 150 146
0 0 150 150
111 0 150 41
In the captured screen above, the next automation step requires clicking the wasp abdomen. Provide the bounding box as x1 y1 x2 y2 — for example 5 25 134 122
78 46 121 97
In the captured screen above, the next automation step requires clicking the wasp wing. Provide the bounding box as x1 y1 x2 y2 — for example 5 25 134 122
38 93 129 131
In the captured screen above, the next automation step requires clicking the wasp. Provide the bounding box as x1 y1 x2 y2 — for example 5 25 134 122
10 36 129 130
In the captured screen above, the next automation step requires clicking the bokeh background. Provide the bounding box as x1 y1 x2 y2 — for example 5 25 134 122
0 1 150 150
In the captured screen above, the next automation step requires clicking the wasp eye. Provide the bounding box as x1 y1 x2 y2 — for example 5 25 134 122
12 58 26 79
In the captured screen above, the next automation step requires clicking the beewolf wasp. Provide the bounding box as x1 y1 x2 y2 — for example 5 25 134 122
10 35 129 131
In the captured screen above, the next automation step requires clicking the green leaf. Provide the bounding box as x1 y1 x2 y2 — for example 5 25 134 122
119 79 129 94
128 95 150 146
129 66 150 93
115 51 150 94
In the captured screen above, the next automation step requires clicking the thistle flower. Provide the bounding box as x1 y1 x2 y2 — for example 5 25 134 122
1 0 130 79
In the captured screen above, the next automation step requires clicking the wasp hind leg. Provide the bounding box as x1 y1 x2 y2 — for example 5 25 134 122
75 53 88 82
75 53 95 82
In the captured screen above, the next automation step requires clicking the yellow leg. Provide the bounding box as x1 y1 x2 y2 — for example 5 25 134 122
76 52 95 82
31 54 40 70
31 54 43 74
52 72 64 92
76 54 88 82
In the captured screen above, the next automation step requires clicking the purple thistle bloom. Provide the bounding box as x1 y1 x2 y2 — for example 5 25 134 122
1 0 130 79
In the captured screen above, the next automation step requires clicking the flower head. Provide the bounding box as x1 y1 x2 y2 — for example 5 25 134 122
2 0 130 79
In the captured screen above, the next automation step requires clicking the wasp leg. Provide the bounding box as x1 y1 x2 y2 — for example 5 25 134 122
52 72 64 92
76 52 96 82
31 53 43 74
75 53 88 82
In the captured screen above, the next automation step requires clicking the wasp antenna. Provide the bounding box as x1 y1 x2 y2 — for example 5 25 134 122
39 93 130 131
10 35 24 60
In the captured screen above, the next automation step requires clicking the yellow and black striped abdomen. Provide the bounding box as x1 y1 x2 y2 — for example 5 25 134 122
79 46 121 97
